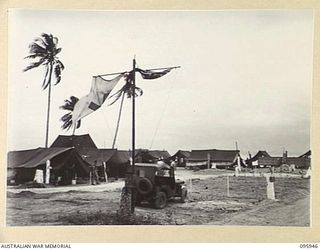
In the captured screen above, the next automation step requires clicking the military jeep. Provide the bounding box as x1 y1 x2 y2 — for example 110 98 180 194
133 163 187 209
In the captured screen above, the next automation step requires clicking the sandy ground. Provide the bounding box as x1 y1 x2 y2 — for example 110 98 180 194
6 169 310 226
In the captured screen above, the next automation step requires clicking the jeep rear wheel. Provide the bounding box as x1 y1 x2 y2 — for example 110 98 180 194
153 191 167 209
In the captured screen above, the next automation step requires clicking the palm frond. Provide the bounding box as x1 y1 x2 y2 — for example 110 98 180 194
41 33 55 50
34 37 48 49
28 42 47 55
61 113 80 130
53 36 59 46
60 96 79 111
53 64 62 84
60 96 80 131
23 58 47 72
60 112 73 130
24 53 46 60
41 66 50 89
108 71 143 105
55 47 62 55
56 60 65 70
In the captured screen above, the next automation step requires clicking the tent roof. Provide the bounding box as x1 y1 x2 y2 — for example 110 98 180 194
147 150 171 159
258 156 311 167
79 148 130 165
248 150 271 162
134 149 171 160
172 150 191 158
188 149 239 162
80 148 115 165
299 150 311 158
50 134 97 149
8 147 74 169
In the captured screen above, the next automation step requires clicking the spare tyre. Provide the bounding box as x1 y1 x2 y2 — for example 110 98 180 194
136 177 153 195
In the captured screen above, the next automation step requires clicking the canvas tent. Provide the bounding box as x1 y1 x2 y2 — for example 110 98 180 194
7 147 90 185
79 148 130 179
50 134 97 151
187 149 242 169
135 149 171 163
51 134 130 179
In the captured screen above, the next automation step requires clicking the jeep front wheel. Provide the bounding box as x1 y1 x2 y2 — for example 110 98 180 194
153 191 167 209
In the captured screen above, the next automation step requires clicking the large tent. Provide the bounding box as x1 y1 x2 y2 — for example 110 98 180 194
7 147 90 184
79 148 130 179
51 134 130 179
187 149 242 169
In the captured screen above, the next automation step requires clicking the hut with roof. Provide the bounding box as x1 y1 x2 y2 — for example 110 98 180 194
170 150 191 167
135 149 171 164
187 149 242 169
246 150 271 168
258 151 311 169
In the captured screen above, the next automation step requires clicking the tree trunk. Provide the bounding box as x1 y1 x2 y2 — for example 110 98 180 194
112 92 125 149
117 185 135 223
45 62 53 148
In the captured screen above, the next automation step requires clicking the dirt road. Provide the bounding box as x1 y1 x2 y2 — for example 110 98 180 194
6 168 310 226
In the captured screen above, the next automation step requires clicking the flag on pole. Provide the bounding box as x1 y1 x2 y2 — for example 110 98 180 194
136 68 172 80
72 74 123 126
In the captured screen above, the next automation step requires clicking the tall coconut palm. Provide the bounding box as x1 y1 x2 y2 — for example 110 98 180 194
24 33 64 148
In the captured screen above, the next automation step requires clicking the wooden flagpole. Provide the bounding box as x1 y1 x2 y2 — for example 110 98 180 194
131 57 136 212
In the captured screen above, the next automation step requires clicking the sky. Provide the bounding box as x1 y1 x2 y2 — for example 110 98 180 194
7 9 314 157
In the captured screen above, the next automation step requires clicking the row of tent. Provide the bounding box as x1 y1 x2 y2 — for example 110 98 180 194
7 134 130 185
7 134 311 185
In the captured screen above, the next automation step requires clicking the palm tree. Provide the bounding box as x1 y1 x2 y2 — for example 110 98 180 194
59 72 143 147
109 72 143 148
24 33 64 148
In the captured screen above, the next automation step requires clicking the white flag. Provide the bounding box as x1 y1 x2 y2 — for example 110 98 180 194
72 74 123 125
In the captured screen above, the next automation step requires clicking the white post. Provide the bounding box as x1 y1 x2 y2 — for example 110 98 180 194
237 155 241 171
235 165 239 177
189 179 192 193
207 153 210 169
103 162 108 183
45 160 51 184
266 174 275 200
226 176 230 197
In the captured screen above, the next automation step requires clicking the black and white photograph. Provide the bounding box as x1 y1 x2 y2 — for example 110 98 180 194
6 9 313 227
